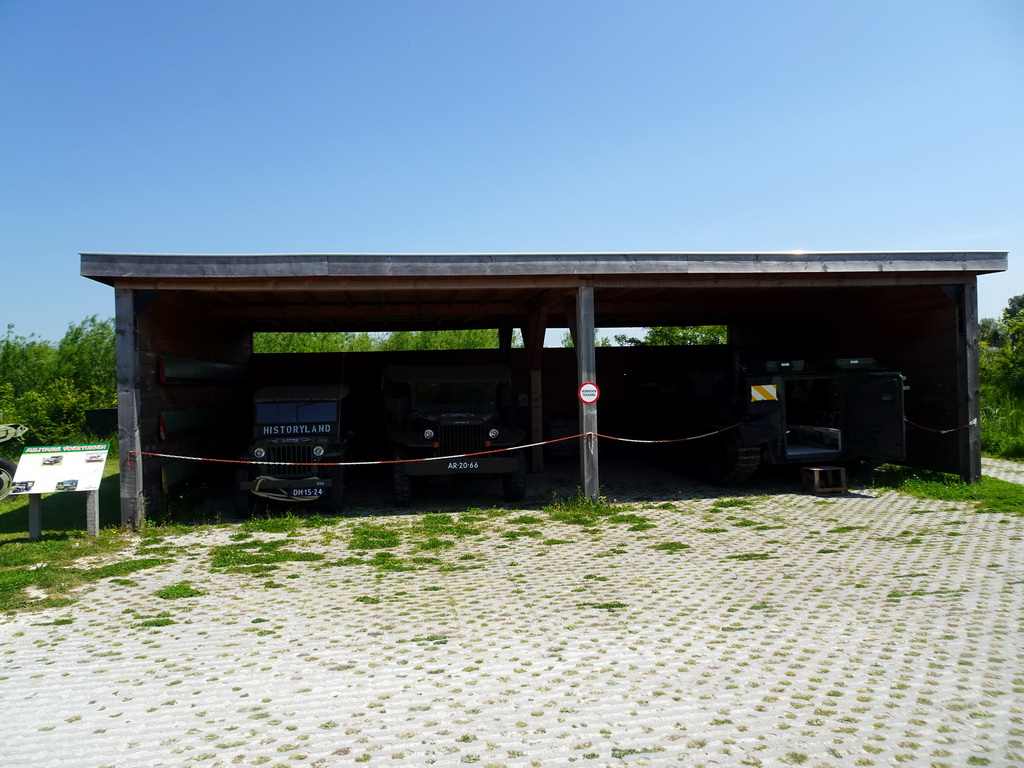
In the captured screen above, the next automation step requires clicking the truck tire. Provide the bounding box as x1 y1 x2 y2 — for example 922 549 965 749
393 451 412 508
703 434 761 486
328 464 345 510
502 453 527 503
0 457 16 502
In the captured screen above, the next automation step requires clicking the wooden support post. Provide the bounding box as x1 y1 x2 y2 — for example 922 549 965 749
957 281 982 484
499 323 514 356
86 490 99 538
576 285 599 500
26 491 100 542
522 303 550 473
28 495 42 542
115 287 144 527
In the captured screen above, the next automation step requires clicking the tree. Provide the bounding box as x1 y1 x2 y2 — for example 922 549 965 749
979 317 1003 349
1004 294 1024 321
253 328 514 353
253 331 376 353
374 329 507 351
0 318 117 444
0 324 58 398
614 326 727 346
54 316 116 399
558 332 612 348
980 295 1024 397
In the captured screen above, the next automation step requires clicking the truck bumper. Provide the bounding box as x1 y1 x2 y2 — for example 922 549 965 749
239 477 333 491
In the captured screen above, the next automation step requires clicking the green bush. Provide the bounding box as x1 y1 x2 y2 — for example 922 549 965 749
0 317 116 450
978 295 1024 461
980 390 1024 459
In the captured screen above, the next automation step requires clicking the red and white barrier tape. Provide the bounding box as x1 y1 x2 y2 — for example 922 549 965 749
127 417 980 470
126 424 741 469
905 417 978 435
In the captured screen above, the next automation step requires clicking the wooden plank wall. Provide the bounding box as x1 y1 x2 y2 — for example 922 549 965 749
134 292 251 509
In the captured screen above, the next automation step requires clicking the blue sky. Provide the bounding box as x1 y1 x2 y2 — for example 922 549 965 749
2 0 1022 342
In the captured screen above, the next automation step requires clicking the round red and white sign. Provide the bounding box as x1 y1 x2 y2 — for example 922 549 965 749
578 382 601 404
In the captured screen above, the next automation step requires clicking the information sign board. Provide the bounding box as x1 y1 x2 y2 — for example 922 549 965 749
11 444 109 495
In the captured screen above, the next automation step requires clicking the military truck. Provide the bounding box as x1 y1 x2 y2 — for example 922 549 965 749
236 384 350 514
383 365 527 506
633 355 906 485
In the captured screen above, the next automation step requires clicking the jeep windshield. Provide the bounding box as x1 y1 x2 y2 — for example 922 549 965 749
255 401 337 425
411 380 497 411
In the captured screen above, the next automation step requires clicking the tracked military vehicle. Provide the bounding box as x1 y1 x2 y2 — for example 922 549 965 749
634 355 906 485
0 421 28 502
236 384 350 514
383 365 527 506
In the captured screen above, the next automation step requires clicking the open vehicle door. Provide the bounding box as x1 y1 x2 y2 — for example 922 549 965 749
845 372 906 462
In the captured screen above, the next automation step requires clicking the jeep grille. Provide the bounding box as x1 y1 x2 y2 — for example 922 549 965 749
438 424 487 456
261 445 320 478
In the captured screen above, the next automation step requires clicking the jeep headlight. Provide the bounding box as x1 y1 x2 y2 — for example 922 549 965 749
312 445 325 457
423 429 435 440
488 428 500 439
252 447 266 459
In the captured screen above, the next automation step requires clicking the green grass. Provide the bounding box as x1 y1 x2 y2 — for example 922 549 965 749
652 541 691 553
873 465 1024 515
242 513 307 534
348 522 401 550
155 581 206 599
980 390 1024 459
543 489 620 527
579 601 628 611
0 537 164 612
411 512 482 538
209 539 324 571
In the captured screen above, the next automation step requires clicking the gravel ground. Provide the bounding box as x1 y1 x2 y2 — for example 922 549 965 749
1 459 1022 768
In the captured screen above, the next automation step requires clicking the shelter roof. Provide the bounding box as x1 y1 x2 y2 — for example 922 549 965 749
80 251 1008 332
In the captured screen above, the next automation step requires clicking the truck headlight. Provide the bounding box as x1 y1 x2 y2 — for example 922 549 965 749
488 428 500 439
312 445 325 457
252 447 266 459
423 429 435 440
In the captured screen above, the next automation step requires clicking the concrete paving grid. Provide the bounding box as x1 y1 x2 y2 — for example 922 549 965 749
1 459 1022 767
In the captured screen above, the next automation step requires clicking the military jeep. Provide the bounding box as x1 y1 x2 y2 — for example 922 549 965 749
383 365 526 506
236 384 350 514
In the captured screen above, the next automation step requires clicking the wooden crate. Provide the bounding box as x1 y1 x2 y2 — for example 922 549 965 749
801 465 847 494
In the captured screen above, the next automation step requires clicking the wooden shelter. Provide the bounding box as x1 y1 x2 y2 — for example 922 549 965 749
81 251 1007 526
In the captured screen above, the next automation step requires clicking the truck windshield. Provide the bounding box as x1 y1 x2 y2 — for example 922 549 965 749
255 401 338 424
412 381 497 409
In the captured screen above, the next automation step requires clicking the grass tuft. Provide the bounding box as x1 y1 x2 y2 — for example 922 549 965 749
349 522 400 550
155 582 206 600
873 465 1024 515
544 490 619 527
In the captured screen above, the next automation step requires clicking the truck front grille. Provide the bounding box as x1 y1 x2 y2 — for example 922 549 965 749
262 445 319 478
438 424 487 456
